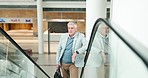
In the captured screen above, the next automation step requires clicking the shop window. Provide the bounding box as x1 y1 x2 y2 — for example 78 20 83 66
48 22 68 33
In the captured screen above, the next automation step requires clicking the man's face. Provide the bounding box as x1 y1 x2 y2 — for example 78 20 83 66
99 26 109 36
68 25 77 37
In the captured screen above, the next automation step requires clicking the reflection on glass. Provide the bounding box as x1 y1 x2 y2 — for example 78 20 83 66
98 23 110 78
84 22 110 78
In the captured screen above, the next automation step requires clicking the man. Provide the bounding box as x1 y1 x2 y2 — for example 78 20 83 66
56 22 87 78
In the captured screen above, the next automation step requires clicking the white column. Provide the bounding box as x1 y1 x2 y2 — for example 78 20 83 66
37 0 44 54
84 0 106 78
86 0 106 41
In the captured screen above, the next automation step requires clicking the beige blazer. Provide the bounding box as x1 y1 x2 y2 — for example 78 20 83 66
56 32 88 67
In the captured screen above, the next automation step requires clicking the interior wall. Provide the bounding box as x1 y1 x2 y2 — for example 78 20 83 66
9 23 32 30
0 9 86 35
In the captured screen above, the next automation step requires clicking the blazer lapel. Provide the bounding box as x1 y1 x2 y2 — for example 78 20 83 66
61 34 68 54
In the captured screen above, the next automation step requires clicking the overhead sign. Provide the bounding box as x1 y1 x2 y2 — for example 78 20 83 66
0 18 5 22
0 18 33 23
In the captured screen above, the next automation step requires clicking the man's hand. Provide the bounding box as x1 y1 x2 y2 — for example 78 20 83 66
101 52 107 63
72 52 77 63
56 64 60 69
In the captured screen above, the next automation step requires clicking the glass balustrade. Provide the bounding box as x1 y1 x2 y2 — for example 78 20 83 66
0 28 50 78
80 18 148 78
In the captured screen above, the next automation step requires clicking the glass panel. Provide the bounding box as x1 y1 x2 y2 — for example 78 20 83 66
0 29 49 78
82 22 110 78
81 19 148 78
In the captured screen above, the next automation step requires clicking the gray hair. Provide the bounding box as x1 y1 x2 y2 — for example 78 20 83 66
67 21 77 28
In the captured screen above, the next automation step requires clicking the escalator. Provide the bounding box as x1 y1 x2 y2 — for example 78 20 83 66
80 18 148 78
0 28 50 78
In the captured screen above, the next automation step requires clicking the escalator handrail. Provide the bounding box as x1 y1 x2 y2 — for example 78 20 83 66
103 18 148 67
0 28 50 78
80 18 148 78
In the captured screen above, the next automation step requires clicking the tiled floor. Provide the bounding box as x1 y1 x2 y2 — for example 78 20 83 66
31 54 57 78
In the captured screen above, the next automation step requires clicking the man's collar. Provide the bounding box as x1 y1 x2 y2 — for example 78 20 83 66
99 33 108 38
68 32 78 38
